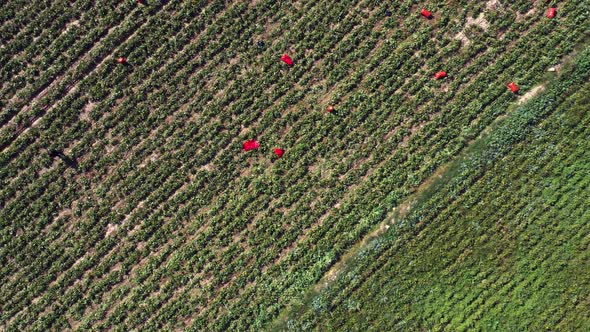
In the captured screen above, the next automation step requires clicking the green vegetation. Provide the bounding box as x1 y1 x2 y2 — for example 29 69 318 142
1 0 589 330
276 46 590 331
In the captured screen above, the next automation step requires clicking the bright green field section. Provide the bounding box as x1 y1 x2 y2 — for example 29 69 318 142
276 47 590 331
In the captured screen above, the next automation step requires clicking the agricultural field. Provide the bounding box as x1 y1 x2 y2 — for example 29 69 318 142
0 0 589 331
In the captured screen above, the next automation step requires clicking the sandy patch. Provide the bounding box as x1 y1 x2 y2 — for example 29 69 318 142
81 101 96 121
106 223 118 237
468 13 490 31
486 0 501 11
518 85 545 105
455 13 490 46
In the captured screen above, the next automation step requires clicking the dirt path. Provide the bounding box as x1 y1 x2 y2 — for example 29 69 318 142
518 84 545 105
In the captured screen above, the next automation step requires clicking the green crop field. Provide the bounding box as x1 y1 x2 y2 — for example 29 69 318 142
274 49 590 331
1 1 589 331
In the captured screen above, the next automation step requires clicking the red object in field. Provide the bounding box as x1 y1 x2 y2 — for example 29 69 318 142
435 71 447 80
281 53 294 66
137 0 145 4
117 57 127 64
547 8 557 18
327 105 335 113
243 139 260 151
274 148 285 158
421 8 432 18
508 82 519 93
